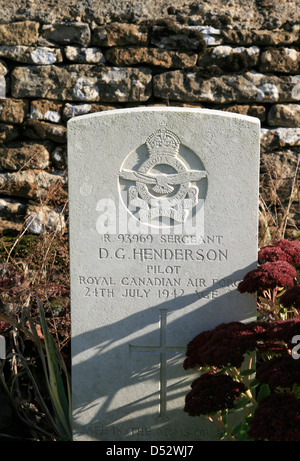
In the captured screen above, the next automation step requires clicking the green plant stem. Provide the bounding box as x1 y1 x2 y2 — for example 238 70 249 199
232 367 257 407
206 414 236 441
216 412 236 441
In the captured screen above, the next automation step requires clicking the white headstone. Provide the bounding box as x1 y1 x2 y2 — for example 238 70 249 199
68 107 260 441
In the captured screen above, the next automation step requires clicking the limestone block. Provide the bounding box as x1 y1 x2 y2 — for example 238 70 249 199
26 204 66 234
260 128 300 151
0 45 63 64
224 104 266 122
30 100 63 123
0 99 28 124
0 197 26 216
153 71 300 104
51 145 67 169
0 197 26 232
62 102 116 120
64 46 106 63
41 23 91 46
198 45 260 71
260 48 299 73
0 124 19 144
0 60 8 76
0 21 39 46
105 47 197 68
267 104 300 127
0 141 50 171
12 65 152 102
0 216 24 232
150 23 206 51
0 170 67 199
223 29 299 46
24 119 67 143
188 25 223 46
92 23 148 46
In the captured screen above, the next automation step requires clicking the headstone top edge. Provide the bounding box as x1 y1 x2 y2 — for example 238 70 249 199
67 106 261 127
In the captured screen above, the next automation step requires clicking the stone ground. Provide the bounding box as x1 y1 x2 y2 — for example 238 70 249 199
0 0 298 28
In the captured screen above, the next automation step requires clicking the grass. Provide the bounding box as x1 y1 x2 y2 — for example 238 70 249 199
0 186 70 440
259 152 300 246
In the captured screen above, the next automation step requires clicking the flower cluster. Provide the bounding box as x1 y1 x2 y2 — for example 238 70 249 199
183 318 300 439
183 321 258 369
184 373 246 416
238 238 300 295
237 260 296 294
258 239 300 266
184 239 300 441
247 393 300 441
256 354 300 390
183 319 300 370
268 318 300 344
280 285 300 311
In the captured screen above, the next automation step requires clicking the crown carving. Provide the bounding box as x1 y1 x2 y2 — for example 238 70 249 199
146 128 180 157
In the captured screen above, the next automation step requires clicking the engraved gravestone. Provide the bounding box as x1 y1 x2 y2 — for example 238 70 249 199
68 107 260 441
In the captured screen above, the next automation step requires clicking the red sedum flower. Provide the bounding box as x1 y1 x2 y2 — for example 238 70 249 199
256 339 288 355
268 318 300 343
183 321 269 369
273 239 300 265
280 285 300 310
184 372 246 416
258 246 290 264
258 239 300 265
256 354 300 390
238 261 297 294
248 393 300 441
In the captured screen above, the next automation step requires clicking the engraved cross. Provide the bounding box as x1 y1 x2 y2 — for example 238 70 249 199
129 309 186 419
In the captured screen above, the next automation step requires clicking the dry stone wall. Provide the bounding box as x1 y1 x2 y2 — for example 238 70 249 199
0 2 299 239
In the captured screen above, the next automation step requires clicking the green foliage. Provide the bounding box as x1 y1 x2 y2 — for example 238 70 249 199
30 296 72 440
256 383 271 403
0 296 72 441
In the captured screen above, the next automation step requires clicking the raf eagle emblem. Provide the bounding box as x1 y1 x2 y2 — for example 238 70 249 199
119 169 207 195
118 127 207 224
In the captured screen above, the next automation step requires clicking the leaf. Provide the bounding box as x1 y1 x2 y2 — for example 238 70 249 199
257 383 271 402
249 378 260 389
231 422 243 436
241 368 256 377
232 415 253 441
237 431 252 441
35 295 72 441
293 384 300 399
234 396 251 409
